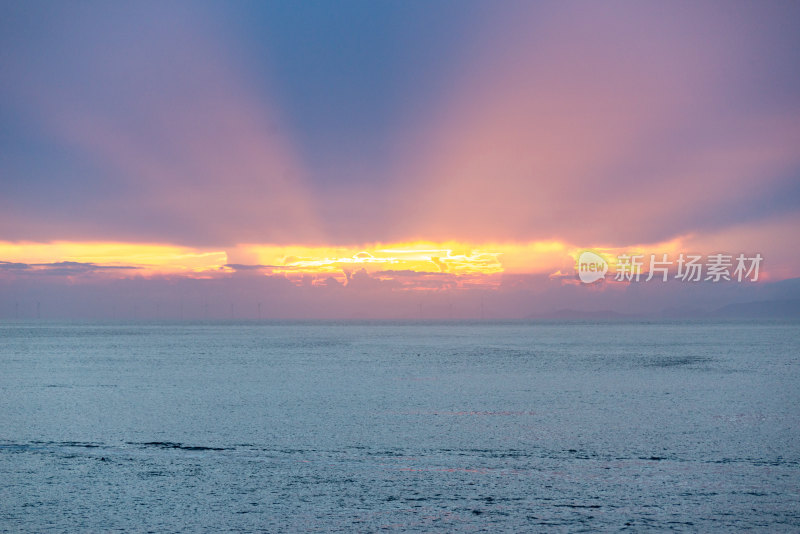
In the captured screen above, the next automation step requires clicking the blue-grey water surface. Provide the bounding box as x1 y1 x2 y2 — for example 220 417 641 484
1 321 799 532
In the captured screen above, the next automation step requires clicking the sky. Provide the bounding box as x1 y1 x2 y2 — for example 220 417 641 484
1 0 799 319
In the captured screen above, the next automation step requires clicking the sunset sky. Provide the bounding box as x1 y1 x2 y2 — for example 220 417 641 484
1 1 799 319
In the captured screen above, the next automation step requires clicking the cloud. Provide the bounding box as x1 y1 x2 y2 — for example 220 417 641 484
0 262 29 270
0 2 320 246
3 266 797 320
390 2 800 247
0 1 798 288
375 270 449 277
224 264 270 272
0 260 139 277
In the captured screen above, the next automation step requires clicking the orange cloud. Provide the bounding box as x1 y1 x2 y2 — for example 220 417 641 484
0 242 227 277
2 231 792 289
390 2 800 250
3 3 321 246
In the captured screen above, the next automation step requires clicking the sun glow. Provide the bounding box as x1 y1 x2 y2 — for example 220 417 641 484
237 242 509 275
0 237 694 288
0 242 228 276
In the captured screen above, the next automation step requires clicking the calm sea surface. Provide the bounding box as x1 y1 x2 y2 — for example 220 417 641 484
1 321 798 532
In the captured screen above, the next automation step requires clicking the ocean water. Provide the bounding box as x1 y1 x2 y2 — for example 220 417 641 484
0 321 798 532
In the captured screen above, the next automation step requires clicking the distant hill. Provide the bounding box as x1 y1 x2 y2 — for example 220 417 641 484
527 309 634 320
528 299 800 320
710 299 800 319
762 277 800 300
659 306 710 319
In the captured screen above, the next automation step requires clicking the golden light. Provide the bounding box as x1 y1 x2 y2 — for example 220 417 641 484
0 241 228 276
0 236 695 288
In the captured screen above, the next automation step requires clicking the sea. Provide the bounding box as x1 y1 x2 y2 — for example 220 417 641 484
1 320 798 532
